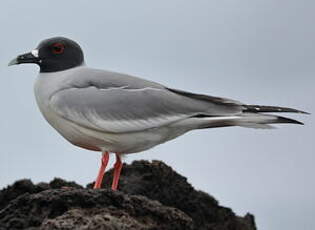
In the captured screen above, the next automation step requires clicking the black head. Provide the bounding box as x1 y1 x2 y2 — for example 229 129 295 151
9 37 84 72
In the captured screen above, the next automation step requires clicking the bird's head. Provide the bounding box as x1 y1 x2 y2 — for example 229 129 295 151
8 37 84 72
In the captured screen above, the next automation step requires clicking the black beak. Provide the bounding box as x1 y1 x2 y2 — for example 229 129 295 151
8 51 40 66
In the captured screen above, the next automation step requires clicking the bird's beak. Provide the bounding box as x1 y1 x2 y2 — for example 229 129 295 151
8 49 40 66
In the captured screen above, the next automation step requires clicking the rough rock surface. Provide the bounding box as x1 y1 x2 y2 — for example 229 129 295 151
0 160 256 230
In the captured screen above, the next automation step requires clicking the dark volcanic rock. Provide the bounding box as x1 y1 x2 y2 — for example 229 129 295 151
0 189 191 230
0 161 256 230
89 160 256 230
0 178 82 211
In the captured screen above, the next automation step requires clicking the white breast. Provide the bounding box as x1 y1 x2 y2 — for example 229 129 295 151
34 68 86 146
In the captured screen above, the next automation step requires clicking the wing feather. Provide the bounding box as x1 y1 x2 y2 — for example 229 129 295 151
48 69 243 133
50 87 196 133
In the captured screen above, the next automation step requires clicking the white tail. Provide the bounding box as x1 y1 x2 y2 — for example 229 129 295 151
178 113 304 130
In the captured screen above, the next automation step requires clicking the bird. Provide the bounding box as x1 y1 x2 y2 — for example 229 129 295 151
8 37 308 190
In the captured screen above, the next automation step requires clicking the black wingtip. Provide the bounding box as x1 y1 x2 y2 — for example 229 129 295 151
300 111 311 115
277 116 304 125
244 105 310 115
294 109 310 115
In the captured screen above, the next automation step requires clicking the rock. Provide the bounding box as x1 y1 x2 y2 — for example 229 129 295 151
0 178 82 211
89 160 256 230
0 161 256 230
0 189 192 230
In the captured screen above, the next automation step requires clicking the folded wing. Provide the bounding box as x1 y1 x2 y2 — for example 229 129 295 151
49 74 243 133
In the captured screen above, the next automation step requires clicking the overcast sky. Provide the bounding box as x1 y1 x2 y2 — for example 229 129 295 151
0 1 314 229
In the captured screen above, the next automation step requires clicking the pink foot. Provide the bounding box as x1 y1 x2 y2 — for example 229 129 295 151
111 153 123 191
93 151 109 189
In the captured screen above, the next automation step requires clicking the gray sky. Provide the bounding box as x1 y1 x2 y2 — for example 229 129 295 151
0 1 314 229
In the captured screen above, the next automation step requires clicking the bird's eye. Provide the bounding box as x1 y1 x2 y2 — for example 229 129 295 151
51 43 65 54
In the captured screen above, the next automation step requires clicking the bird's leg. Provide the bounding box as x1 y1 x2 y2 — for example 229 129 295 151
93 151 109 189
111 153 123 191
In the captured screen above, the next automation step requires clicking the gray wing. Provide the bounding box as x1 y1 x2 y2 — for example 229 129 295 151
49 68 244 133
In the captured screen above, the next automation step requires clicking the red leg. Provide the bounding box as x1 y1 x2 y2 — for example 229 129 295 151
111 153 123 191
93 151 109 189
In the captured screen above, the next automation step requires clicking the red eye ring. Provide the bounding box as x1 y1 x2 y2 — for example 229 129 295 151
52 43 65 54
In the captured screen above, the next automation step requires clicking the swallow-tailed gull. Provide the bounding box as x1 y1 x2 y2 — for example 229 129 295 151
8 37 308 190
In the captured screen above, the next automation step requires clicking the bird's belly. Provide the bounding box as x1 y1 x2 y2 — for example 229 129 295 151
58 120 187 153
35 97 187 153
44 115 186 153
